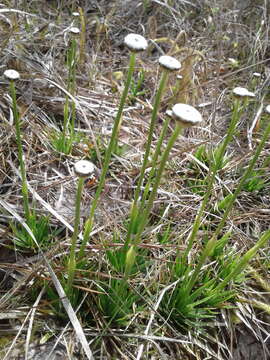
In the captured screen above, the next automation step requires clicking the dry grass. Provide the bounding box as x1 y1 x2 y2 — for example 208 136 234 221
0 0 270 359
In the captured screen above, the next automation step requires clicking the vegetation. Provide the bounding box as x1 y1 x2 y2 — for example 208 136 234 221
0 1 269 359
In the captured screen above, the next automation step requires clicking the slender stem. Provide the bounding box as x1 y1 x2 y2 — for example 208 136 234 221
185 236 216 294
10 80 31 221
124 200 139 248
133 70 169 203
125 70 170 246
124 123 182 273
125 115 171 247
213 116 270 238
66 38 77 136
68 39 77 94
63 95 69 139
69 39 77 134
62 38 77 152
140 115 170 207
67 176 84 294
134 124 182 247
79 52 137 258
186 115 270 294
183 97 241 259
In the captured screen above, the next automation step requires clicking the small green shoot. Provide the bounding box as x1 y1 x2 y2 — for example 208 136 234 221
128 69 146 103
50 128 80 155
97 278 141 326
11 212 52 251
243 169 268 192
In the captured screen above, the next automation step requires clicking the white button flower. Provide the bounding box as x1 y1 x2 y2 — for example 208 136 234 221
159 56 181 71
172 103 203 128
232 87 255 98
124 33 148 52
4 69 20 81
74 160 95 178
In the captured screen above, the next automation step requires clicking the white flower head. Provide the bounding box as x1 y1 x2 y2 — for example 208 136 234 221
69 26 80 35
159 56 181 71
72 12 80 17
232 87 255 98
172 103 203 128
265 105 270 114
124 33 148 52
4 69 20 81
74 160 95 178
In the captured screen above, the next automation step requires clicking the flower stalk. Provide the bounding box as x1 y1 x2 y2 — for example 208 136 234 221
133 56 181 204
67 160 95 294
125 104 202 275
5 70 31 221
183 89 252 259
185 103 270 294
125 56 181 247
79 34 147 258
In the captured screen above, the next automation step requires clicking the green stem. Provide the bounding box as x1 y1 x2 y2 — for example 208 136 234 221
79 51 137 258
213 116 270 239
78 9 86 65
185 236 216 294
125 70 170 246
134 124 182 247
63 96 69 139
124 123 182 273
140 115 171 208
10 81 31 221
124 200 139 249
62 38 77 150
67 176 84 294
125 115 171 247
183 97 241 259
186 115 270 294
133 70 169 203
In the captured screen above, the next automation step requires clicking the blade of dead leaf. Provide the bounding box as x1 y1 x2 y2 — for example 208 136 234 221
25 287 45 360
